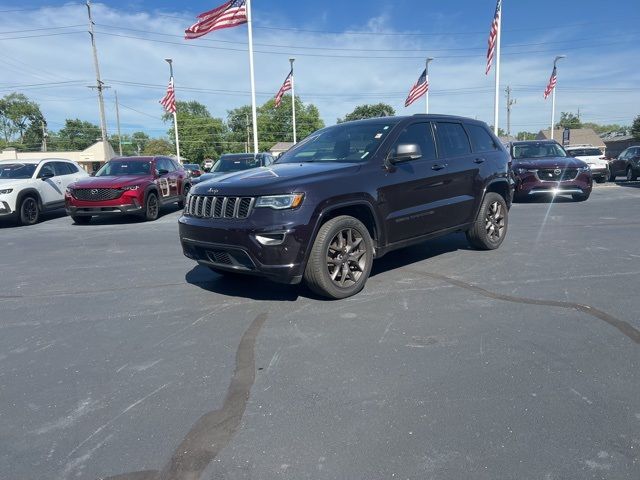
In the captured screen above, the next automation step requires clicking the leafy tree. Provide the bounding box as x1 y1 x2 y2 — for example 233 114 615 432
53 119 101 151
338 103 395 123
110 131 150 156
0 93 45 147
631 115 640 140
581 122 628 135
227 96 324 152
143 138 174 156
556 112 582 129
516 131 537 141
163 100 227 162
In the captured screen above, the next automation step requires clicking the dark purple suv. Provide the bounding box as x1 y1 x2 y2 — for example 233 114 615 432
179 115 513 299
510 140 592 202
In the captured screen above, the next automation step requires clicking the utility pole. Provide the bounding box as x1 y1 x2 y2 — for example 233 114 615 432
41 121 48 152
505 86 516 137
114 90 123 156
86 0 109 162
245 113 250 154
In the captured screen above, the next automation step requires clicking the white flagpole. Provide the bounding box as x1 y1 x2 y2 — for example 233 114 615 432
289 57 297 144
165 58 181 162
550 55 566 141
492 1 502 135
425 57 433 114
246 0 259 154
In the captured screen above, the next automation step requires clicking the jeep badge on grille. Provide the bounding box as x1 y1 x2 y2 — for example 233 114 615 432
207 188 219 194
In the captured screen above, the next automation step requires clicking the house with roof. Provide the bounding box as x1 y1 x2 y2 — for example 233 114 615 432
0 141 116 172
536 128 606 153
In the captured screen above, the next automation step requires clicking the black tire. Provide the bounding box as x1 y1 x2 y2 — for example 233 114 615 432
594 176 606 184
18 196 40 226
626 167 637 182
466 192 508 250
609 169 617 182
303 215 374 300
572 192 590 202
72 216 92 225
177 183 190 209
144 192 159 221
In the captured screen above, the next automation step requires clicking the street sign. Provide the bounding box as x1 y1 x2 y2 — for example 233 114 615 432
562 127 570 146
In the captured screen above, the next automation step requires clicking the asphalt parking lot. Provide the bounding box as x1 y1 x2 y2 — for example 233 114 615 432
1 182 639 480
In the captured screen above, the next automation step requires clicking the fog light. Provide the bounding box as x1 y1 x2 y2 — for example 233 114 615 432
255 233 286 246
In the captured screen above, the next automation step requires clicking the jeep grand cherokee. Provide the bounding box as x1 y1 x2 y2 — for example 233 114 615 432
179 115 513 299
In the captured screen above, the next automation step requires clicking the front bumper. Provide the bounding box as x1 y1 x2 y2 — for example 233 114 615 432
65 192 144 216
178 207 316 284
0 200 14 217
514 171 593 197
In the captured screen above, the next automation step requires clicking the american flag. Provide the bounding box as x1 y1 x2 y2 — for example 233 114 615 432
160 78 176 114
404 69 428 107
185 0 247 40
485 0 502 75
274 70 293 108
543 66 557 99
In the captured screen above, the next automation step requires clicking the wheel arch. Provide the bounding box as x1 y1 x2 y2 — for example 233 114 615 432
474 179 512 222
16 188 43 209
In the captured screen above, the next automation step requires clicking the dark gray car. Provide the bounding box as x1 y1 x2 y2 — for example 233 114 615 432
192 153 275 185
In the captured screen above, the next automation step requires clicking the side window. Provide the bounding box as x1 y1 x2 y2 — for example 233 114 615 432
171 159 182 171
66 162 79 173
157 158 174 173
391 122 437 161
465 124 498 153
435 122 472 158
53 162 72 175
38 162 55 178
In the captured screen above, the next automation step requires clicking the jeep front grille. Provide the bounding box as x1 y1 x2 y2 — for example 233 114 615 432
184 195 254 219
73 188 123 201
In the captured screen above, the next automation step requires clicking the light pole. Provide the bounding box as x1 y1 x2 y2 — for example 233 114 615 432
165 58 181 162
425 57 434 114
289 57 297 144
550 55 566 141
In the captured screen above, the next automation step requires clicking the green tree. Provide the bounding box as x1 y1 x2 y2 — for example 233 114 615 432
556 112 582 129
143 138 173 156
110 131 150 156
516 131 537 141
54 119 101 151
631 115 640 140
163 100 227 162
0 93 45 148
225 105 253 153
338 103 395 123
581 122 628 135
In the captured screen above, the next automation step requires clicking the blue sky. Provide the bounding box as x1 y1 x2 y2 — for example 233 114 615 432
1 0 638 144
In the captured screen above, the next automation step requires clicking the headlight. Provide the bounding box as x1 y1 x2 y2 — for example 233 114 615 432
0 188 13 194
577 166 590 172
514 168 535 174
254 193 304 210
122 185 140 191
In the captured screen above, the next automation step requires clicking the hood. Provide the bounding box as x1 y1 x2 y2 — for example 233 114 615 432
513 157 588 170
192 171 226 184
70 175 153 189
0 178 32 188
192 162 362 195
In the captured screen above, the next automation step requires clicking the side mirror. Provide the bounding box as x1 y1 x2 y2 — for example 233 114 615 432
90 171 96 177
40 171 55 180
388 143 422 164
157 168 169 176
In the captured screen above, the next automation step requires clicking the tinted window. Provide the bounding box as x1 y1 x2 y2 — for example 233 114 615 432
95 160 152 176
392 122 437 160
53 162 73 175
436 122 472 157
277 121 400 163
466 124 497 153
38 163 55 178
171 159 183 171
157 157 175 172
212 155 260 173
0 163 37 179
512 143 567 159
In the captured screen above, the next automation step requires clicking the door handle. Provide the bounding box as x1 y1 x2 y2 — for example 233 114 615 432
431 164 445 171
474 158 485 164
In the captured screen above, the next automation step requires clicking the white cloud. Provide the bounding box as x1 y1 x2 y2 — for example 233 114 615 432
1 2 638 143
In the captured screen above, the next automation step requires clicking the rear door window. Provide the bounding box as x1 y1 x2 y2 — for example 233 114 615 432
53 162 73 175
465 124 498 153
435 122 472 158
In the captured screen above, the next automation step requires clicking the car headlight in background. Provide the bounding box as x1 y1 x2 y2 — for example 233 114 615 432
514 168 535 174
255 193 304 210
122 185 140 191
577 166 590 172
0 188 13 194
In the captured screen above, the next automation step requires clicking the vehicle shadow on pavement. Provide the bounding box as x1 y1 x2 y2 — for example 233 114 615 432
185 265 302 301
371 232 471 278
614 180 640 189
71 205 182 226
0 209 67 228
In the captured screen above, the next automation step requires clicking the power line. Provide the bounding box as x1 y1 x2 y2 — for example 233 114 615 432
0 24 85 35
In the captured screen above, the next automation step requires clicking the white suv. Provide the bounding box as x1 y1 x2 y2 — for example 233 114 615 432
565 145 609 183
0 158 88 225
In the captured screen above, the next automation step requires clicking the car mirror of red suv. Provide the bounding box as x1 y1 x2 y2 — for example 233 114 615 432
157 169 169 176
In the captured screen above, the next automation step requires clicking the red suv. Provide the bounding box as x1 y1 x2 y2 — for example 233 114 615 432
65 156 191 224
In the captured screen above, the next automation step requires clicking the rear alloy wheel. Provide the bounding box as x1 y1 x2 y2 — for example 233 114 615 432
144 192 159 221
304 216 373 299
19 196 39 226
626 166 637 182
72 216 92 225
466 192 508 250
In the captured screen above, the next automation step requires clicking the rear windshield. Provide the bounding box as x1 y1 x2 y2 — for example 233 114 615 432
277 121 399 163
95 160 152 176
567 148 602 157
512 143 567 159
212 156 260 173
0 163 37 179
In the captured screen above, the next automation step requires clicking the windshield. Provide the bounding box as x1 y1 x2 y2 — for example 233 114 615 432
567 148 602 157
0 163 37 179
512 143 567 160
277 121 398 163
184 164 199 171
95 160 152 176
212 156 260 173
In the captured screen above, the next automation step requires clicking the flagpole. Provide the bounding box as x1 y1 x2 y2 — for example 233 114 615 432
165 58 181 162
425 57 433 114
550 55 566 141
492 1 502 135
246 0 259 154
289 58 297 144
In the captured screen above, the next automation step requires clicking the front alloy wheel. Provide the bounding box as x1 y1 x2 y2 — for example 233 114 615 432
326 228 367 288
19 196 39 225
466 192 508 250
